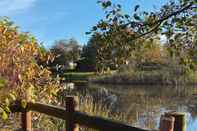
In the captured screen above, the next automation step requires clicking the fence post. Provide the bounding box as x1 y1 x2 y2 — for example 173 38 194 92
65 96 79 131
21 87 32 131
21 110 32 131
159 115 175 131
164 112 186 131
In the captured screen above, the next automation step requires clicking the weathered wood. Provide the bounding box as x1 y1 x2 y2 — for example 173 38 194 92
21 87 32 131
65 96 79 131
10 100 180 131
73 111 152 131
165 112 186 131
28 102 66 120
11 101 153 131
21 110 32 131
159 115 175 131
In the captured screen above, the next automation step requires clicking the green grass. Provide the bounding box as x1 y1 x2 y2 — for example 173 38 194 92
63 72 95 82
90 69 197 85
64 72 95 76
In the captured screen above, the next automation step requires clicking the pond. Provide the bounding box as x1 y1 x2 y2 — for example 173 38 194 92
73 83 197 131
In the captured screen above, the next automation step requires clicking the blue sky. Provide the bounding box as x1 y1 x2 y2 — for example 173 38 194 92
0 0 167 48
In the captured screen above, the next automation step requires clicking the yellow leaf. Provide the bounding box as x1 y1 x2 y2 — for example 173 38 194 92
5 98 9 106
21 100 27 108
9 93 16 101
2 111 8 120
4 107 11 113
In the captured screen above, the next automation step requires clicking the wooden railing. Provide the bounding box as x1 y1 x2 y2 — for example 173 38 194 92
10 96 186 131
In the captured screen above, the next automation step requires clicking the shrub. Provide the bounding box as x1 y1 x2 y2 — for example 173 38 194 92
0 18 60 119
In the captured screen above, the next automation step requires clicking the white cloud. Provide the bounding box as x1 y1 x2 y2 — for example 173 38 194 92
0 0 37 15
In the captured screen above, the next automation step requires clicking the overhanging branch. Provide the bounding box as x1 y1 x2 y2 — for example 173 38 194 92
128 2 194 40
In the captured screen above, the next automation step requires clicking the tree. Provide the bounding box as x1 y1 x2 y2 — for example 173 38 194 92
49 38 82 73
133 38 165 67
79 37 97 71
87 0 197 71
78 33 107 72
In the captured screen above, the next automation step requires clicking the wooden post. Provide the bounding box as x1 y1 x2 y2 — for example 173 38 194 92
21 110 32 131
159 115 175 131
21 87 32 131
65 96 79 131
165 112 186 131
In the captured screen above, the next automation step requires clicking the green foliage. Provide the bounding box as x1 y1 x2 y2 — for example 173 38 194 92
86 33 164 72
21 99 27 108
2 111 8 120
84 0 197 85
85 0 197 73
0 78 7 89
79 33 103 72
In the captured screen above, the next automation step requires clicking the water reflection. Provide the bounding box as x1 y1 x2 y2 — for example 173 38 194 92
75 83 197 130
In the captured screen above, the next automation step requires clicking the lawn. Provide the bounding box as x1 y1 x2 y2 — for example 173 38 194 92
63 72 95 82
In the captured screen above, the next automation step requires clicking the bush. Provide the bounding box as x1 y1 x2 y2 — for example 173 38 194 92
0 18 60 119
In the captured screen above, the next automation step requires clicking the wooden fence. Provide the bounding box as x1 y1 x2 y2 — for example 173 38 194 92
10 96 186 131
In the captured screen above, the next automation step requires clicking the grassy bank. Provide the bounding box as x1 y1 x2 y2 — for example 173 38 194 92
62 64 197 86
63 72 95 83
90 67 197 85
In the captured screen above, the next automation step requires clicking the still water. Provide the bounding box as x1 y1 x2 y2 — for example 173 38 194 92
74 83 197 131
